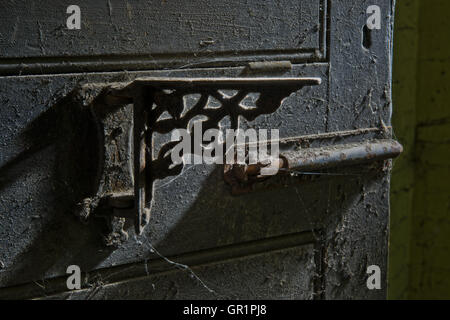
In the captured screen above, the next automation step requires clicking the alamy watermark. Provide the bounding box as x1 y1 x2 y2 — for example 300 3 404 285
366 265 382 290
66 5 81 30
170 122 281 176
66 265 81 290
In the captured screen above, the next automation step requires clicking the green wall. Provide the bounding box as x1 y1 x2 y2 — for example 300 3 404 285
389 0 450 299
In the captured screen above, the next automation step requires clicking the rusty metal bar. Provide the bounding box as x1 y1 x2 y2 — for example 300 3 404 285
281 139 403 172
224 139 403 196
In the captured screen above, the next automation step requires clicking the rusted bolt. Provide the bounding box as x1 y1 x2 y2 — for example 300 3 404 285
223 157 287 195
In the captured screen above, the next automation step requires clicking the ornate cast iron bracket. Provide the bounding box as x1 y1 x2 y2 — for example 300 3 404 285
84 77 322 237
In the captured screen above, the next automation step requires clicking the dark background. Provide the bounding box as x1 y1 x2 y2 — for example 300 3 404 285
389 0 450 299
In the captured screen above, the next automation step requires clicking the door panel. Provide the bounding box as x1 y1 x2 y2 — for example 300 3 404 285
0 0 396 299
40 244 317 300
0 0 328 75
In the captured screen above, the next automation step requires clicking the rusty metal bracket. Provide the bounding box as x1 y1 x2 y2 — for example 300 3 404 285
85 77 322 237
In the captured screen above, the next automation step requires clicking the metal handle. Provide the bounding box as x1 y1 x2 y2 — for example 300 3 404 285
224 139 403 195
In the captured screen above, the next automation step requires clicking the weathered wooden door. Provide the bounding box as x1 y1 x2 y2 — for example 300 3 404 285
0 0 399 299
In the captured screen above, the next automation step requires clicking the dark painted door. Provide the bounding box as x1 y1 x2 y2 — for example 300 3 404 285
0 0 398 299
